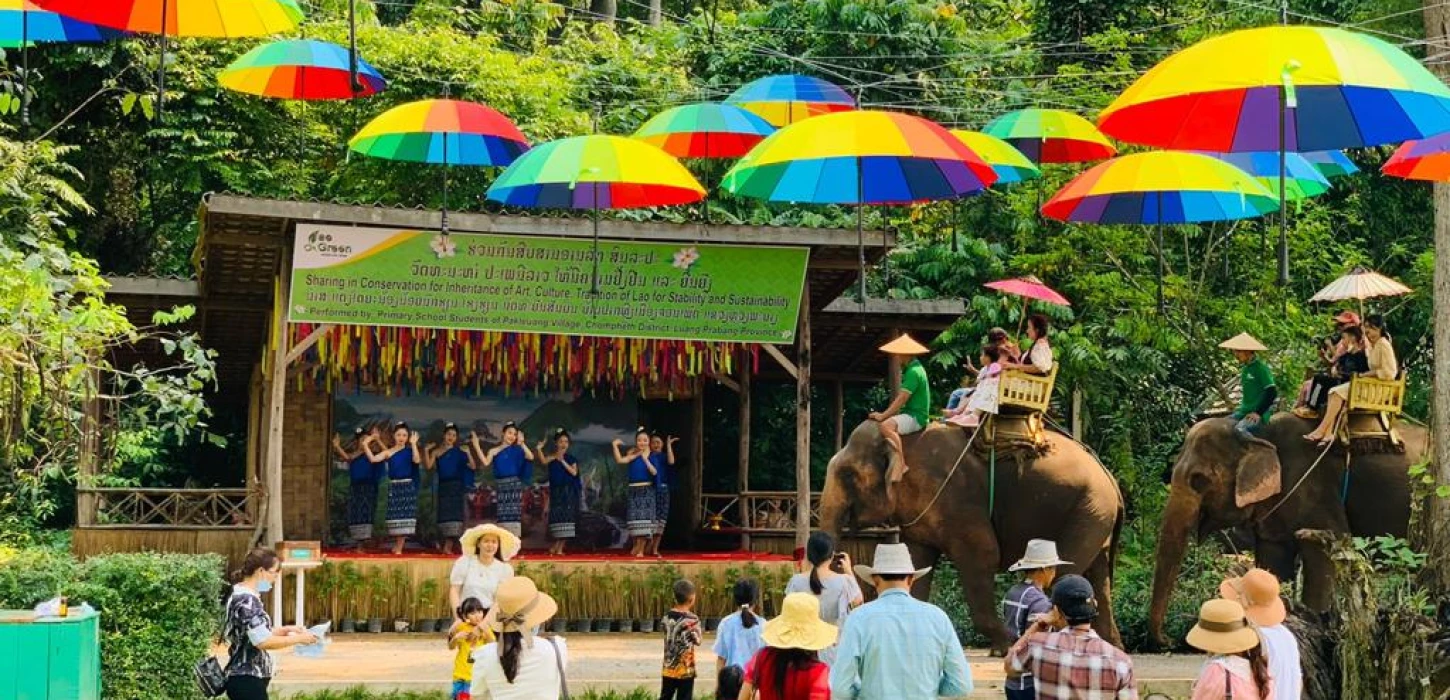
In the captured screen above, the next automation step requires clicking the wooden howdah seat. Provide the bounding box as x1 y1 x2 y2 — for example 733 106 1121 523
975 362 1061 454
1336 371 1407 450
998 362 1059 415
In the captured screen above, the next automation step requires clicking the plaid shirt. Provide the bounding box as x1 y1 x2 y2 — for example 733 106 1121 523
1007 627 1138 700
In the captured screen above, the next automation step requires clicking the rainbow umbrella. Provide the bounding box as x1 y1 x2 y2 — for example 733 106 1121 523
723 110 997 303
33 0 305 117
982 108 1116 164
351 99 530 233
726 74 856 127
487 135 705 292
0 0 124 126
1382 133 1450 181
950 131 1040 184
633 102 775 159
1301 150 1358 179
220 39 385 100
1206 151 1330 201
1043 151 1278 311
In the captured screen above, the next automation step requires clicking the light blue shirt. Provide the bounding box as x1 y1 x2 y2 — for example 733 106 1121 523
710 609 766 669
829 588 973 700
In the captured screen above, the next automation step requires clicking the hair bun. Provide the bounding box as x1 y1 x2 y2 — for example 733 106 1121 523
393 421 409 430
444 422 458 430
353 427 365 436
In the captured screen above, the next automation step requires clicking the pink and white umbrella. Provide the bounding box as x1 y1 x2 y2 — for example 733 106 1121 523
985 275 1070 335
1308 266 1412 316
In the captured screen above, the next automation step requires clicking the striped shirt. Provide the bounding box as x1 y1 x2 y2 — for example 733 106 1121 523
1001 582 1052 691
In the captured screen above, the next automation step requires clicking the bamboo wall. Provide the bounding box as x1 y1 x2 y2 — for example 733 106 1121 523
281 381 331 540
72 528 254 570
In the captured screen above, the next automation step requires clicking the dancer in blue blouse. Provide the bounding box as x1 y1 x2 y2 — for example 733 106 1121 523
332 424 382 551
648 433 678 557
365 422 422 555
537 428 582 556
612 427 657 558
472 422 535 539
426 423 478 554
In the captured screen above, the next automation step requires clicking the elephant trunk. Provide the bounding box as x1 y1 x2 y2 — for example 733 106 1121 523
1148 486 1201 649
818 472 849 539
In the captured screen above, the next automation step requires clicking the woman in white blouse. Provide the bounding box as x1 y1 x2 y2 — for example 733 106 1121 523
449 524 520 618
472 576 569 700
1004 314 1054 375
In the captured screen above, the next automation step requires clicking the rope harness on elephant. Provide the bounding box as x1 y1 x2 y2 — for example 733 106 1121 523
1258 439 1340 522
897 421 984 529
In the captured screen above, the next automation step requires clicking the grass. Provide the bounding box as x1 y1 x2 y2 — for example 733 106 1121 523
288 688 659 700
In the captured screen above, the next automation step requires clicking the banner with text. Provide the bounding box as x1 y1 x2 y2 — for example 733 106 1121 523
289 225 809 343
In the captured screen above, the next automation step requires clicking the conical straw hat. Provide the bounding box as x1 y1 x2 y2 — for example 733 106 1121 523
878 333 929 355
1218 333 1267 352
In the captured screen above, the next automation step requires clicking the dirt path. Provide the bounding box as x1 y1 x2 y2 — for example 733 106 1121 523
269 633 1206 698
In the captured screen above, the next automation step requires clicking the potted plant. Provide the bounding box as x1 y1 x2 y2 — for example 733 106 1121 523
415 578 442 633
542 566 570 634
696 568 722 631
390 568 412 633
335 563 362 632
312 563 337 627
589 569 614 632
366 569 389 633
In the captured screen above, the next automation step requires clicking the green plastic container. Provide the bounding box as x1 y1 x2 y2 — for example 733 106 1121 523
0 609 101 700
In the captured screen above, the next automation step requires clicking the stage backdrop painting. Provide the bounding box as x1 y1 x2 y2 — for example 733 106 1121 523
289 224 810 343
330 388 640 551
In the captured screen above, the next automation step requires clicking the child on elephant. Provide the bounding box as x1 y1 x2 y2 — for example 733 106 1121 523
946 345 1003 428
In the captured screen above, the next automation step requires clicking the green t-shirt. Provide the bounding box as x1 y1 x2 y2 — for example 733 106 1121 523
1235 357 1276 419
900 358 931 427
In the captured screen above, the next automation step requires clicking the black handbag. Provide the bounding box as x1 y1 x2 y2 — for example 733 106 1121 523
195 592 238 697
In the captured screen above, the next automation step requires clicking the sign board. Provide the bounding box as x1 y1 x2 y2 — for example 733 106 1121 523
288 225 809 343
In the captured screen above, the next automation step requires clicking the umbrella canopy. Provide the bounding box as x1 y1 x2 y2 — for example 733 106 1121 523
1097 26 1450 152
720 110 998 204
982 108 1116 164
1301 150 1359 179
985 275 1070 306
1309 267 1413 303
220 39 385 100
632 102 775 159
950 130 1040 185
30 0 303 36
1043 151 1279 224
486 135 705 209
0 0 122 45
1205 151 1331 201
1382 133 1450 181
726 74 856 127
349 99 529 166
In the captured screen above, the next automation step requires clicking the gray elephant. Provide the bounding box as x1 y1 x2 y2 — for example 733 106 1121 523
1149 413 1427 647
820 420 1125 652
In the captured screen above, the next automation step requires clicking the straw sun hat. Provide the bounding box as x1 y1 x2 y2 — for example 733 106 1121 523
1219 568 1287 627
1186 599 1261 655
484 577 558 634
852 543 932 584
460 523 522 561
761 593 839 651
1009 539 1074 572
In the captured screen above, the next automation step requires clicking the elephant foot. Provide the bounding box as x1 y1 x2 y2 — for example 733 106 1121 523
1143 631 1171 653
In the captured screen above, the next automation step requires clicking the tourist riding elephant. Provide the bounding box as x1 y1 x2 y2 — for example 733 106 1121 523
820 420 1125 653
1149 413 1427 648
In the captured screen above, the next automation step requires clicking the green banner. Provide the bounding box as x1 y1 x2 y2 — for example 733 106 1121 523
288 225 809 343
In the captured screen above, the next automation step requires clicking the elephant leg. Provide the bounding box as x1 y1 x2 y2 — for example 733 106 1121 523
907 542 942 601
1254 538 1298 585
943 531 1009 654
1081 546 1122 648
1297 536 1335 612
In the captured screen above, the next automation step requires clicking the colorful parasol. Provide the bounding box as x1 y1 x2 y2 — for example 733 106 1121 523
220 39 385 100
981 108 1116 164
633 102 775 159
486 134 705 292
1206 151 1330 201
950 130 1040 184
0 0 125 127
1042 151 1278 311
725 74 856 127
350 99 530 233
723 110 997 304
1382 133 1450 181
1301 150 1359 179
985 274 1069 334
1308 266 1412 316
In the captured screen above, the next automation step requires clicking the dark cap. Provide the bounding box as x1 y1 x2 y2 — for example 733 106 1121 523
1051 574 1098 622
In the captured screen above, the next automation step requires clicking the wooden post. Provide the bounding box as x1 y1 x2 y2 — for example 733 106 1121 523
795 279 812 549
264 269 291 548
75 368 101 527
1071 386 1084 439
691 386 705 531
833 380 845 452
737 361 752 548
245 365 264 525
887 326 902 394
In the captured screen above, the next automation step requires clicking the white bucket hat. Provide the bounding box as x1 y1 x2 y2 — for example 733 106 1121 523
1009 539 1073 572
853 543 931 584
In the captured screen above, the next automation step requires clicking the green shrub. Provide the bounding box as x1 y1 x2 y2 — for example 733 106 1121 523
72 552 226 700
0 543 79 607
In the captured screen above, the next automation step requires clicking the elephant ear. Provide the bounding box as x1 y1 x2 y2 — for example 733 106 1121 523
1235 438 1282 508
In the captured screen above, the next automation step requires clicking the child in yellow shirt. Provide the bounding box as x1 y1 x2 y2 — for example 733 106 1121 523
447 597 494 700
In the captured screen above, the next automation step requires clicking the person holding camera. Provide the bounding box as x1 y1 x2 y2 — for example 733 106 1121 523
1005 575 1137 699
784 531 863 666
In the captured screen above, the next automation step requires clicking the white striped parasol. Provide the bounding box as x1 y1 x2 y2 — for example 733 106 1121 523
1309 267 1412 313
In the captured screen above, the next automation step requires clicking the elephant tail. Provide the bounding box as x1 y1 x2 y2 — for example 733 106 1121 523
1108 500 1124 583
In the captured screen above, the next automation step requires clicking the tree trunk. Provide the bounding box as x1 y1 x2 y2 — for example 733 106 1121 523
591 0 617 23
1422 0 1450 600
649 0 662 25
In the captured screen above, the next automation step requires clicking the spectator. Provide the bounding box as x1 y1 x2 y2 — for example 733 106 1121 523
717 666 744 700
662 579 704 700
741 593 838 700
471 576 569 700
223 548 318 700
1001 540 1072 700
447 597 495 700
1186 599 1273 700
785 531 863 666
829 543 973 700
1005 574 1136 699
449 524 520 619
1221 569 1300 700
714 578 767 669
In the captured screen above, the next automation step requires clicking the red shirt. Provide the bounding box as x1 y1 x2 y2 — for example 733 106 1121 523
745 647 830 700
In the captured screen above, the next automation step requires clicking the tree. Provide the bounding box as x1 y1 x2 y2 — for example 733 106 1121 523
1420 0 1450 606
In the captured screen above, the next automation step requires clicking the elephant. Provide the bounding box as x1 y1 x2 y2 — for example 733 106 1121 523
820 419 1126 653
1148 413 1427 648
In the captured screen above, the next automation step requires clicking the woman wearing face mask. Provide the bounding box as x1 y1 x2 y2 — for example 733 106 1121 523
473 422 535 539
366 422 422 555
428 423 479 554
223 548 318 700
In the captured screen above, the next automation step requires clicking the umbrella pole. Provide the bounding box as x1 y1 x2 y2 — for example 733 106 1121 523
1017 298 1028 338
20 8 28 130
158 0 168 122
1277 83 1290 287
591 184 601 296
1156 194 1165 315
856 159 866 312
441 137 450 236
